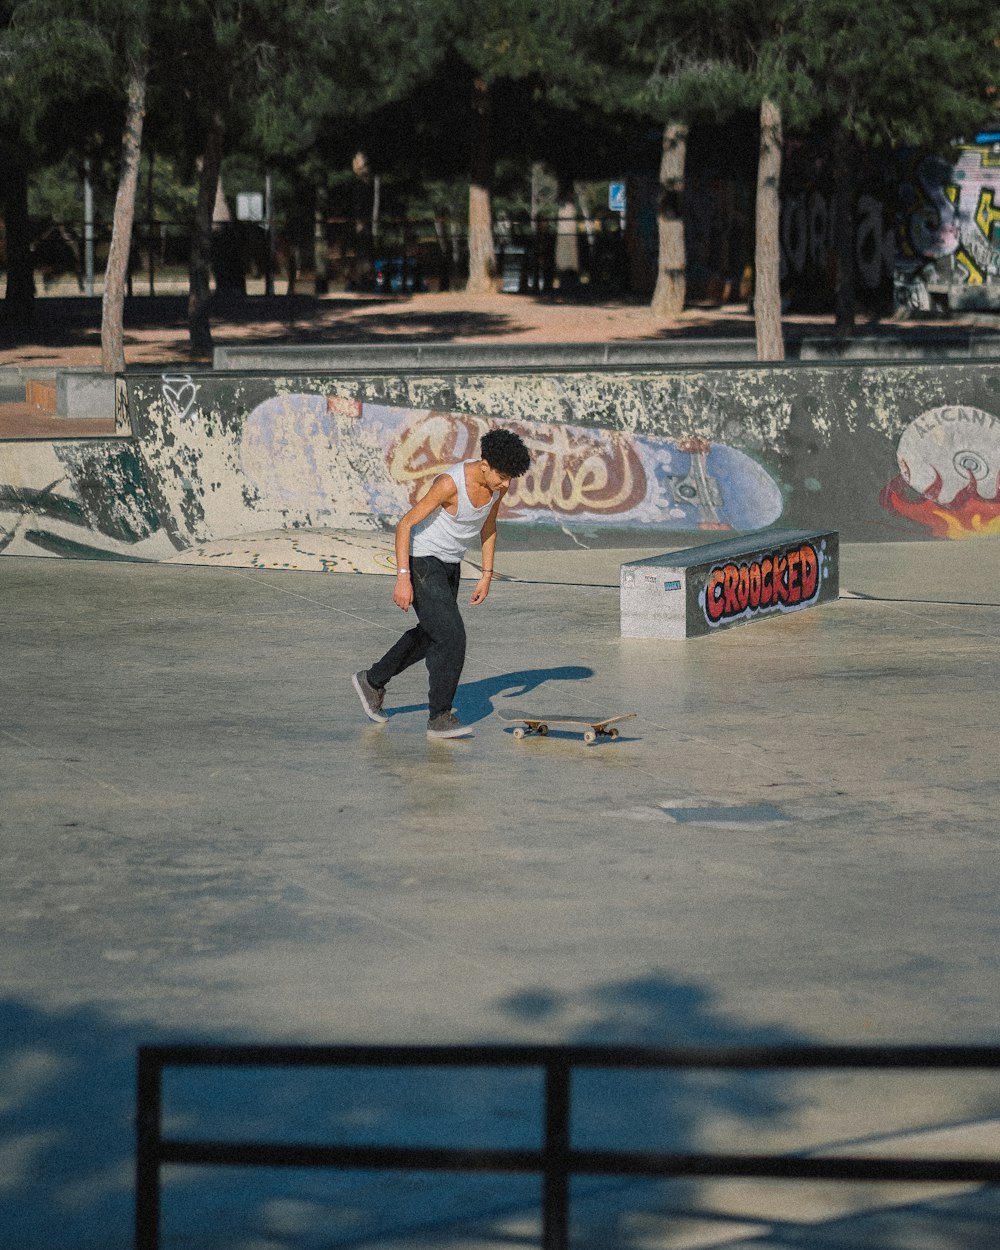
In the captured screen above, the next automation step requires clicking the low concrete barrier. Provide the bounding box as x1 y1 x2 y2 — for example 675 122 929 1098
211 339 762 370
621 529 840 639
212 334 1000 372
56 370 116 418
798 336 1000 361
45 329 1000 416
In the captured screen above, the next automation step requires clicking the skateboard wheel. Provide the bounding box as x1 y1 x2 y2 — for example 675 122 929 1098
513 727 526 739
609 728 620 739
583 730 597 743
538 723 549 736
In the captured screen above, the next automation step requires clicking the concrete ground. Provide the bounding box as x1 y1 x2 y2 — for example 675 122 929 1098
3 537 1000 1249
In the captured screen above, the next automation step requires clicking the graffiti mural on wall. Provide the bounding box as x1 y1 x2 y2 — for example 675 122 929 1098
781 188 895 307
240 395 784 533
778 136 898 313
0 441 175 561
881 405 1000 538
896 145 1000 311
9 360 999 572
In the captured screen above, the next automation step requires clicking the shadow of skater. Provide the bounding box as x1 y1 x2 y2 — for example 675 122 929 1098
389 664 594 725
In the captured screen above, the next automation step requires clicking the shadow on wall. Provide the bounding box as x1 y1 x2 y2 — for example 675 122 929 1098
2 981 999 1249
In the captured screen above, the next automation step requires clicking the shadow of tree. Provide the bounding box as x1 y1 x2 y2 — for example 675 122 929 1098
0 999 142 1248
493 978 1000 1250
2 981 999 1250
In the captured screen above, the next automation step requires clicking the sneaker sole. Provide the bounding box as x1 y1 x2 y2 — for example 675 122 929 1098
352 672 388 724
427 726 474 739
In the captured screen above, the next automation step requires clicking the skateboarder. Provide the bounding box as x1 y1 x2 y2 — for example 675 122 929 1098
353 427 532 738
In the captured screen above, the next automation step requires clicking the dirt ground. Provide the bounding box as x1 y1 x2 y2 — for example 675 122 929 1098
1 288 989 372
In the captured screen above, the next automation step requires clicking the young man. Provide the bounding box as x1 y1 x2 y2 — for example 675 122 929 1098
353 427 531 738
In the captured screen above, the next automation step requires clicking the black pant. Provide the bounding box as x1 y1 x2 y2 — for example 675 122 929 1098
367 556 466 718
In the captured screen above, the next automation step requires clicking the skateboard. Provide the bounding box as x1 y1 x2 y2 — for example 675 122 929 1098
498 710 635 744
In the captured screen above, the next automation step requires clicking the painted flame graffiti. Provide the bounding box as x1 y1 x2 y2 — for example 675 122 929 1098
881 474 1000 539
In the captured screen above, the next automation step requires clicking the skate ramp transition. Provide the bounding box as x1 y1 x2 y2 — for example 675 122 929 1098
2 360 1000 568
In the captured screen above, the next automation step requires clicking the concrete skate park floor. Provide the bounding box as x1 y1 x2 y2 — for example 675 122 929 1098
3 539 1000 1249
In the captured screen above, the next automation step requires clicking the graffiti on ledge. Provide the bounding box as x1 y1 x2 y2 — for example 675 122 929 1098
699 537 833 629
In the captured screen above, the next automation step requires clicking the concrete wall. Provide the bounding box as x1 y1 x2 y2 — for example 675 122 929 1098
125 362 1000 544
0 439 177 561
3 360 1000 566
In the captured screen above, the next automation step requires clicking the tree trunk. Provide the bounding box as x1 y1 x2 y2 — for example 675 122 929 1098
466 77 499 294
101 51 148 373
754 95 785 362
188 109 225 355
650 119 687 318
314 185 328 296
349 150 373 290
833 127 856 337
1 142 35 329
554 178 579 291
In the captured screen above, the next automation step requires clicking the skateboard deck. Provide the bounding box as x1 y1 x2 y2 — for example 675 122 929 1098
498 709 635 743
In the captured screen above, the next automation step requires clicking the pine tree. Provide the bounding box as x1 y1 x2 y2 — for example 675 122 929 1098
440 0 597 292
0 0 150 363
1 1 108 328
166 0 444 348
583 0 767 325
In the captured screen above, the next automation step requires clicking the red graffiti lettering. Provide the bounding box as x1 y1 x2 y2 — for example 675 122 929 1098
701 542 823 626
737 564 750 611
748 561 761 608
800 543 818 600
772 553 788 603
705 568 726 621
786 548 800 599
723 565 740 615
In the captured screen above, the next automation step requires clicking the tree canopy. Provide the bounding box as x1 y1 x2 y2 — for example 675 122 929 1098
2 0 998 350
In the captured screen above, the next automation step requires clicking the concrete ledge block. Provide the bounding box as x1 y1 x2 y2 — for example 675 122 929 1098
211 338 761 372
56 370 116 418
621 528 839 639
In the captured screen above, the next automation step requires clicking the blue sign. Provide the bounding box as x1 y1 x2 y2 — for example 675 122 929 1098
608 181 626 213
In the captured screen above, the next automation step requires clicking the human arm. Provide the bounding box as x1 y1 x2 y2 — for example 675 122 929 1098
470 491 506 605
392 474 457 610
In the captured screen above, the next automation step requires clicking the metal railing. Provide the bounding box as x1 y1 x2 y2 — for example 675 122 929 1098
135 1042 1000 1250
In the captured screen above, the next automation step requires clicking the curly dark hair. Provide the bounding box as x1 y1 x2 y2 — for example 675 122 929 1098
481 427 531 477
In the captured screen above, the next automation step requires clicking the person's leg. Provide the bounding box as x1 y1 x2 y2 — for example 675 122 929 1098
355 620 429 723
409 557 466 718
366 622 430 692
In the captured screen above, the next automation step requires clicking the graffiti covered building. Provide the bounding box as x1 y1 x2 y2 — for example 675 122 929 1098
779 136 897 315
781 131 1000 316
626 125 1000 317
896 136 1000 313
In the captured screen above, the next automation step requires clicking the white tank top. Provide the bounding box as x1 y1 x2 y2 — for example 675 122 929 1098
410 462 498 564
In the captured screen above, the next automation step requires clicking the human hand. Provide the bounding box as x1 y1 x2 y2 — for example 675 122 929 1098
393 573 413 611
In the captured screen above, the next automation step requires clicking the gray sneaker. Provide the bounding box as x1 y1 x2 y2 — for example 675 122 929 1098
427 710 473 739
352 670 388 724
